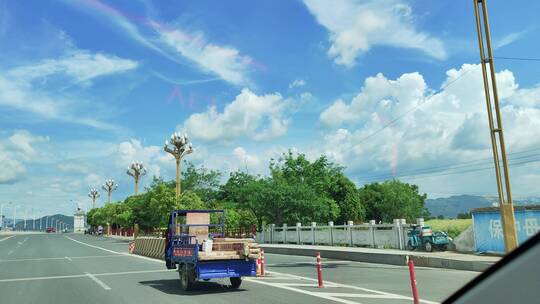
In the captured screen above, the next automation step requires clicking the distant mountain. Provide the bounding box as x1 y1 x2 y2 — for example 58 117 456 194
425 195 540 218
11 214 74 230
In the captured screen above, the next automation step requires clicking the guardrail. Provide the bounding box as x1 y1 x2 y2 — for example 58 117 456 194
257 218 427 250
133 236 166 259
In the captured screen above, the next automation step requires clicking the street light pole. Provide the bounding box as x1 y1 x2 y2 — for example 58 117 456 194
88 188 100 209
13 205 17 231
32 208 35 230
102 180 118 203
0 203 4 230
127 162 147 195
163 132 193 198
24 208 27 231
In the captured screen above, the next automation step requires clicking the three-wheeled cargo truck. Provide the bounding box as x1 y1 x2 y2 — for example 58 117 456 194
164 210 260 291
407 224 450 252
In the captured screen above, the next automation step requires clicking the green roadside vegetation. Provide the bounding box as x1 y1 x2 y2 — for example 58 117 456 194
426 219 473 238
88 151 429 231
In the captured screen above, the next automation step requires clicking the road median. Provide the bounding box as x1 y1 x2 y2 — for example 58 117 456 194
260 244 499 272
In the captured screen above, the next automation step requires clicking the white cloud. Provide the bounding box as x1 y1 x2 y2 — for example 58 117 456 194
183 88 290 142
494 30 527 49
154 24 253 87
232 147 262 172
58 162 89 174
117 139 172 178
316 63 540 196
0 148 25 183
0 50 135 130
320 72 427 127
0 130 49 184
67 0 254 87
303 0 446 67
289 78 306 89
8 130 50 160
8 50 138 84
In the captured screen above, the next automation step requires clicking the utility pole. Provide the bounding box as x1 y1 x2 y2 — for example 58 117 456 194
164 132 193 198
127 162 147 195
473 0 518 252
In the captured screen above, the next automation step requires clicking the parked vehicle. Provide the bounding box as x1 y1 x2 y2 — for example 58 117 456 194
407 224 450 252
164 210 260 291
46 227 56 233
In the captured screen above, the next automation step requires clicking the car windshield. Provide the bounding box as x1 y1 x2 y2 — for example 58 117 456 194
0 1 538 303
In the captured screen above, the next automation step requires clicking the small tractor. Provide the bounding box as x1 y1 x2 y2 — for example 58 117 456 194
407 225 450 252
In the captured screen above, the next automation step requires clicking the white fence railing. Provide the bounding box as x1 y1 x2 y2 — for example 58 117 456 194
256 218 427 250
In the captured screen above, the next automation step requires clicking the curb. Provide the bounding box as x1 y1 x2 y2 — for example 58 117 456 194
260 245 496 272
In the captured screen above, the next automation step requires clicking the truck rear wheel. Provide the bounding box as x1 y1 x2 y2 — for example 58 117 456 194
179 264 195 291
230 277 242 289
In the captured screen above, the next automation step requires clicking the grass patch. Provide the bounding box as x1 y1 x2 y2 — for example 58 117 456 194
425 219 472 238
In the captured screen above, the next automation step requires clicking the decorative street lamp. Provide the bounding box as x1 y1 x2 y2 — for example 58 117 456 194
102 179 118 203
126 162 147 195
163 132 193 198
88 188 100 209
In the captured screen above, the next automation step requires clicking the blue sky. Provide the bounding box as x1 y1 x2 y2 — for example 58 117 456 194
0 0 539 217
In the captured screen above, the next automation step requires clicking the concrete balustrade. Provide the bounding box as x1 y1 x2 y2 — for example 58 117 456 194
258 218 423 250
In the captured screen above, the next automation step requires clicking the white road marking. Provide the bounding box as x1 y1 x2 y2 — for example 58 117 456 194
7 250 15 255
246 270 440 304
0 274 87 283
0 255 122 263
317 292 408 299
85 272 111 290
94 269 176 277
65 256 72 262
0 269 174 283
0 235 15 242
64 236 163 264
245 279 360 304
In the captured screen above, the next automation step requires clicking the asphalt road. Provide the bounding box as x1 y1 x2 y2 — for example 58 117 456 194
0 233 478 304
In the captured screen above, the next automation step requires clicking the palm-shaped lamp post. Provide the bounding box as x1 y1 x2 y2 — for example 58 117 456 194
88 188 100 209
102 179 118 203
126 162 147 195
163 132 193 198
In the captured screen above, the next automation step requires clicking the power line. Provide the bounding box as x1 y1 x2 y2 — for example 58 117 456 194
493 56 540 62
362 155 540 182
360 145 540 181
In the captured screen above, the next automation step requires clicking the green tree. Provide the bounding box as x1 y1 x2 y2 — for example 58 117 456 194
177 191 206 210
359 179 427 223
220 171 268 229
181 161 222 205
267 151 341 224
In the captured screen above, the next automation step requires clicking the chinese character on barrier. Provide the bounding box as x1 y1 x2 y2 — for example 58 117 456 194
489 219 503 239
524 218 539 237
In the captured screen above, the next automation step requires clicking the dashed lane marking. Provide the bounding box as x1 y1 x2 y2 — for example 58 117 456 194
65 256 72 262
85 272 111 290
0 269 175 283
0 255 122 263
0 236 15 242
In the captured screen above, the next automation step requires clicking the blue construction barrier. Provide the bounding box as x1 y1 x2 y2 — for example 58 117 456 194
473 206 540 253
